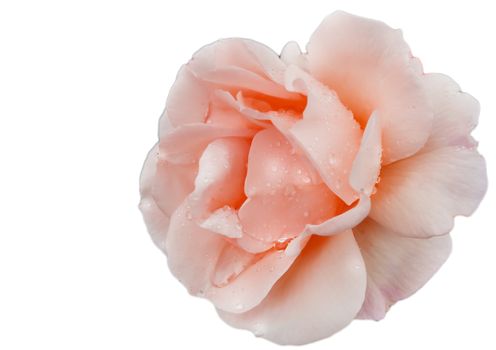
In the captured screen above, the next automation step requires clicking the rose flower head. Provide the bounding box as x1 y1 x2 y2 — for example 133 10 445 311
139 11 487 345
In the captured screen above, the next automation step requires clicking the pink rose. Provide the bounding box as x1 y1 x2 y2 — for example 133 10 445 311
139 11 487 345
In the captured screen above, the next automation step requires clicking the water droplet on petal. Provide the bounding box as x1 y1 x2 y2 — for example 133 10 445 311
328 153 337 166
303 211 309 217
235 303 244 311
302 176 311 184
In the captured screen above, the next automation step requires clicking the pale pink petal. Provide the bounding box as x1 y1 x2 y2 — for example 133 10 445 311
206 93 267 129
159 123 255 164
354 218 452 320
189 138 250 219
165 202 226 294
212 90 274 128
287 194 370 256
306 11 432 164
236 233 274 254
238 184 338 243
280 41 309 71
188 38 275 80
187 38 300 100
199 206 243 239
162 65 210 129
283 65 362 204
198 66 296 100
153 160 197 216
139 144 170 252
244 127 322 197
421 73 480 151
307 194 371 237
165 202 301 313
349 112 382 195
206 246 300 313
370 146 487 237
218 231 367 345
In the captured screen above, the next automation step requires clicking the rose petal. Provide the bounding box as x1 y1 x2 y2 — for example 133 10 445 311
139 144 170 252
238 184 338 243
307 194 371 237
244 127 322 197
189 138 250 219
162 65 210 129
421 73 480 152
159 123 255 164
206 246 300 314
165 202 300 314
188 38 278 82
280 41 309 71
218 231 366 345
349 111 382 195
153 159 197 217
354 218 452 320
283 65 362 204
286 194 370 257
370 146 487 237
187 38 300 100
198 66 296 100
199 206 243 239
306 11 432 164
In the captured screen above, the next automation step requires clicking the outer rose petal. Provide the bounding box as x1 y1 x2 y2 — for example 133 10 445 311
159 123 255 164
353 218 452 320
153 160 197 217
165 202 301 314
218 231 367 345
138 144 170 252
421 73 480 151
306 11 432 164
370 146 487 237
162 66 210 129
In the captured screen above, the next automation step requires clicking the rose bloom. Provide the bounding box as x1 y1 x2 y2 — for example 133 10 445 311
139 11 487 345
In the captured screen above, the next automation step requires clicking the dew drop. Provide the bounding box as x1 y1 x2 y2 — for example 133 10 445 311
302 175 311 184
303 211 309 217
284 184 296 197
328 153 337 166
185 212 193 220
235 303 244 311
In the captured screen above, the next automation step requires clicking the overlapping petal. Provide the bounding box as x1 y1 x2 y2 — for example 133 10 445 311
218 231 366 345
354 218 452 320
306 11 432 164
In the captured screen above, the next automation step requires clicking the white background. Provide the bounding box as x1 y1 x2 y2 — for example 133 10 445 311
1 1 494 349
